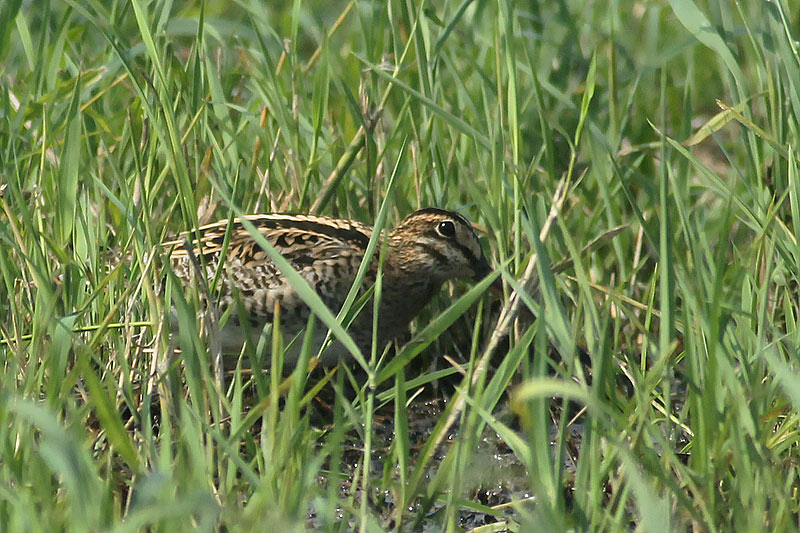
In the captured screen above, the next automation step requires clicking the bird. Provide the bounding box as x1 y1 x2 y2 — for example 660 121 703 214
164 207 495 366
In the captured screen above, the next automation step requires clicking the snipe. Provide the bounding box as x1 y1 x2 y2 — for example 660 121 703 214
165 208 494 365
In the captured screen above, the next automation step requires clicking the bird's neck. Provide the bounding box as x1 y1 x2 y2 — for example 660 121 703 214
376 257 442 339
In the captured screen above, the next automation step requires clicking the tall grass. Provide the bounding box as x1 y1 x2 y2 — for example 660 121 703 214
1 0 800 530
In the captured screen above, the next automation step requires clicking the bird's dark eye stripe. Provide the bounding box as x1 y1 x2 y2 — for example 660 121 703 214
425 231 483 267
454 241 481 266
417 242 449 265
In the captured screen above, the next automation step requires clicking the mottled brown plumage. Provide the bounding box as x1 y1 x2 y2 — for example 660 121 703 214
166 208 493 364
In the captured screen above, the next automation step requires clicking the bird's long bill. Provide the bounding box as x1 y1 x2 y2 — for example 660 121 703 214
473 257 502 290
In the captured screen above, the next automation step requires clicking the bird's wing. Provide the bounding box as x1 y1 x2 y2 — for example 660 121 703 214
166 215 375 312
168 214 371 267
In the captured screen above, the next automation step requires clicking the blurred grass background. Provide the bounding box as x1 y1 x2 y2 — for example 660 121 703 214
2 0 800 530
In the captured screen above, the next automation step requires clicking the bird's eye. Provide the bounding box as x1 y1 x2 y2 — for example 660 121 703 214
436 220 456 238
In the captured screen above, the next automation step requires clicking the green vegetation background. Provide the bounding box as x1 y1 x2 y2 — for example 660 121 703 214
1 0 800 530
